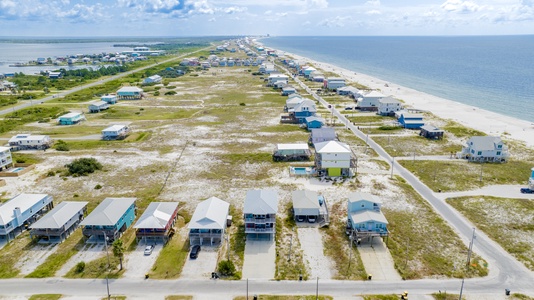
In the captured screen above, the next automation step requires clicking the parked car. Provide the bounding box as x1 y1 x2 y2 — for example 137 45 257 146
190 245 201 259
344 106 354 110
520 188 534 194
308 216 317 223
296 215 306 222
144 245 154 255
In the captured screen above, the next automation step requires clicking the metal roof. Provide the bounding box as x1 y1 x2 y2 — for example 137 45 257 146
29 201 88 229
59 112 83 119
102 125 127 132
80 198 136 226
0 194 52 226
350 210 388 224
311 127 336 140
348 192 382 205
117 86 143 93
244 190 278 214
420 124 443 133
277 143 309 151
188 197 229 230
467 136 504 151
134 202 179 229
305 116 325 124
89 101 108 107
379 96 401 104
315 140 350 154
9 134 50 143
292 190 320 215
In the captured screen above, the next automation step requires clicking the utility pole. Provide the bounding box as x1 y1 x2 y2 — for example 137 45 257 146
466 228 476 271
103 231 111 300
459 278 465 300
347 233 353 272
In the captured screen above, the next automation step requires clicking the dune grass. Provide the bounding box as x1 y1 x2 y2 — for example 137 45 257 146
28 295 62 300
148 217 189 279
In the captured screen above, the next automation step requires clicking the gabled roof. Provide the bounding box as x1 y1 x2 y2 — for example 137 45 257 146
117 86 143 93
134 202 179 229
188 197 229 230
327 77 345 81
29 201 88 229
80 198 136 226
244 190 279 214
311 127 336 140
365 91 385 98
0 194 52 226
292 190 320 210
102 125 127 132
293 99 317 113
379 96 400 104
350 210 388 224
467 136 504 151
315 140 350 154
305 116 325 124
348 192 382 205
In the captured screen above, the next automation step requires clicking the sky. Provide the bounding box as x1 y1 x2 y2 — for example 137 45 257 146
0 0 533 36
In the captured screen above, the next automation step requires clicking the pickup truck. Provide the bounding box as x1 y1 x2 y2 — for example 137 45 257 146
520 188 534 194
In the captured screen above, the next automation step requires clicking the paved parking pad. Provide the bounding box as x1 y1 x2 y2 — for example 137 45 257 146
181 246 219 279
242 239 276 279
357 238 401 281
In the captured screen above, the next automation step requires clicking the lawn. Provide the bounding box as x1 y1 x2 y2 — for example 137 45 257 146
447 196 534 270
373 135 461 156
234 296 332 300
399 160 532 192
28 295 62 300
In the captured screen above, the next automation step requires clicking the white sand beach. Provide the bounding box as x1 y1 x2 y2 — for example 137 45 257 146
282 51 534 147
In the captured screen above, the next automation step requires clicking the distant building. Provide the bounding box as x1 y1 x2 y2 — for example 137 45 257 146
102 125 130 140
323 77 346 90
58 112 85 125
88 101 110 113
0 194 54 242
457 136 509 163
8 134 52 151
377 96 402 116
101 95 117 104
117 86 143 100
314 140 356 177
143 75 162 85
0 146 13 171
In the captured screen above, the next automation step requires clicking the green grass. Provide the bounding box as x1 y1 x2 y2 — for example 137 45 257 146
384 177 488 279
447 196 534 270
28 295 62 300
65 255 124 279
201 152 277 181
373 135 460 156
149 217 189 279
363 295 399 300
442 120 486 138
275 214 309 280
399 160 532 192
512 294 534 300
11 153 44 164
165 296 193 300
234 296 333 300
432 293 464 300
100 296 126 300
321 202 367 280
26 230 84 278
347 115 394 124
260 124 304 133
0 105 66 134
0 232 35 278
228 205 245 279
100 106 198 120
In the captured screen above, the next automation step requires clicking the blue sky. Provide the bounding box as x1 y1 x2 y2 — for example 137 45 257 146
1 0 533 36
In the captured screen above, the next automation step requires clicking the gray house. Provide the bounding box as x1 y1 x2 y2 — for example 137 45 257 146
292 190 329 225
244 190 278 240
29 201 88 243
88 101 110 113
309 127 337 147
188 197 230 246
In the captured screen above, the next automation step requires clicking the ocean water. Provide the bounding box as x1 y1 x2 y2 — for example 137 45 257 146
262 36 534 123
0 42 133 74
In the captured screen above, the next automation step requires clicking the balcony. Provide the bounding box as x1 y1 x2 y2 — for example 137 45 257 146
244 217 275 223
245 227 275 234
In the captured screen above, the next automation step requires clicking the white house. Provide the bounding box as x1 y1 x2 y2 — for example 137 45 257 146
8 134 52 151
314 140 355 177
188 197 230 246
323 77 346 90
143 75 162 84
0 194 54 242
88 101 110 113
357 91 385 111
267 74 289 86
102 125 130 140
377 96 402 116
457 136 510 162
0 147 13 171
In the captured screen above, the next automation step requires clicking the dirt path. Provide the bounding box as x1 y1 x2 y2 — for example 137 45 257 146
297 227 334 279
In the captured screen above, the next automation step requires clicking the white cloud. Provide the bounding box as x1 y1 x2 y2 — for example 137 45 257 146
441 0 480 14
306 0 328 9
57 3 105 22
366 10 382 15
118 0 214 18
208 17 216 22
222 6 247 14
264 10 273 15
318 15 351 27
365 0 381 6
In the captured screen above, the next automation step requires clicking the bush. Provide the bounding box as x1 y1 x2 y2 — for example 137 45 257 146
46 170 55 177
66 157 102 176
75 261 85 273
154 91 160 96
94 184 102 190
16 158 26 163
164 91 176 95
54 140 70 151
218 260 236 276
239 103 246 106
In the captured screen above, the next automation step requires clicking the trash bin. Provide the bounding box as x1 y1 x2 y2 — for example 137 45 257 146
368 274 372 280
253 295 258 300
145 273 149 279
505 289 511 296
299 274 303 281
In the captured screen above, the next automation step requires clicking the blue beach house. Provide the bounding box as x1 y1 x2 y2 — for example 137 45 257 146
0 193 54 242
305 116 325 130
117 86 143 100
80 197 136 243
291 99 317 124
346 192 388 242
58 112 85 125
397 111 424 129
101 95 117 104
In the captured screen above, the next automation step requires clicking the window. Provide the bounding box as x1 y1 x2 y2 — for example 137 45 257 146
477 151 482 155
497 151 501 156
471 150 475 154
498 145 502 149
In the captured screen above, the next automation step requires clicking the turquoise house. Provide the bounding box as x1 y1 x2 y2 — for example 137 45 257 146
101 95 117 104
58 112 85 125
80 197 136 242
398 112 424 129
305 116 325 130
346 192 388 243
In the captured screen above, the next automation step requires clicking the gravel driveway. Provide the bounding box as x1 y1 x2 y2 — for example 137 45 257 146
297 227 334 279
122 242 163 279
180 246 219 279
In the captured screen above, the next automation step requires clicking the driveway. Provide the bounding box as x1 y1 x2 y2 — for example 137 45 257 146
15 244 58 276
297 227 333 279
180 246 219 279
56 243 104 277
242 239 276 279
122 242 163 279
357 238 401 281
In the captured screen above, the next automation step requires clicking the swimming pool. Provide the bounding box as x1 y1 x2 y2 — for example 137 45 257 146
10 167 24 173
290 166 314 176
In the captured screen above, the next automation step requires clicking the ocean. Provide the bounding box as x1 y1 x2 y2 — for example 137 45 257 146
262 36 534 123
0 42 134 74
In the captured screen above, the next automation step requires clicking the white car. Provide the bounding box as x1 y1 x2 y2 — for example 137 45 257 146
144 245 154 255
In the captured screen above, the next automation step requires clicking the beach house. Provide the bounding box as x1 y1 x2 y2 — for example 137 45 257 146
397 111 424 129
134 202 179 244
305 116 325 130
272 144 311 162
337 86 362 98
117 86 143 100
101 125 130 140
314 140 356 177
346 192 388 243
357 91 385 111
419 124 445 140
29 201 88 243
377 96 402 116
188 197 230 246
0 147 13 171
323 77 346 90
457 136 510 163
8 134 52 151
281 86 297 96
309 127 337 147
244 190 278 240
284 95 304 111
80 197 136 242
292 190 328 225
143 75 162 85
310 71 325 82
58 112 85 125
88 101 110 113
0 193 54 242
290 99 317 123
267 74 289 86
302 67 317 78
101 95 117 104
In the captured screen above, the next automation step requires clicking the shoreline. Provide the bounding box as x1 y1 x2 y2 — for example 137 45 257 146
272 49 534 147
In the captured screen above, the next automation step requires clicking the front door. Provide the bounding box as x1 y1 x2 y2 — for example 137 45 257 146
367 222 374 231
